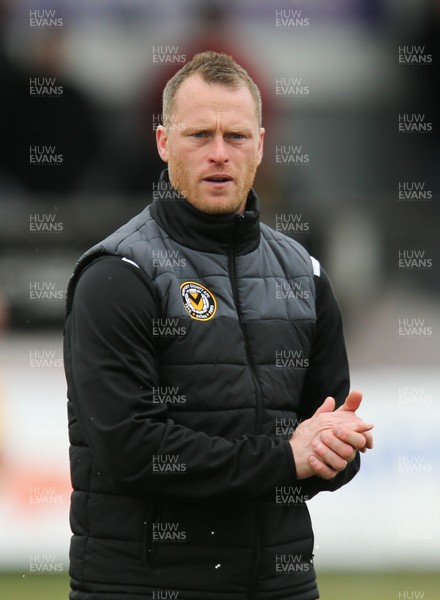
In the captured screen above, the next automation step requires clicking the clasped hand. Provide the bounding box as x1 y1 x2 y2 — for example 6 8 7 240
289 390 374 480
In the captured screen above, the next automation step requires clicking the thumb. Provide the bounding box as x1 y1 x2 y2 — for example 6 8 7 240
338 390 363 413
314 396 336 416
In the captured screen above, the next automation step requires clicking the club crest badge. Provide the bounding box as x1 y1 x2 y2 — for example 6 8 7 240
180 281 217 321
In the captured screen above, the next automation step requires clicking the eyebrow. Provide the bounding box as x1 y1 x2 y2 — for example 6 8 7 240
184 124 255 135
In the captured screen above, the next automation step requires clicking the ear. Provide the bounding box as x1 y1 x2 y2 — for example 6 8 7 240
156 125 169 163
256 127 265 165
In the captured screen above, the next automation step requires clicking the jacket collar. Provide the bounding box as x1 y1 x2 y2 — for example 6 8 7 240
150 170 261 255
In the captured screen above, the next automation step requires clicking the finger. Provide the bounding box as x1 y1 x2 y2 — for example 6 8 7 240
334 426 371 450
308 454 338 480
319 430 358 462
337 390 363 413
331 415 374 433
361 430 374 450
349 421 374 432
314 396 336 416
311 438 349 472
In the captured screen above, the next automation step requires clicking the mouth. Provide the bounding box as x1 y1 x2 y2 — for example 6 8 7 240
202 174 234 185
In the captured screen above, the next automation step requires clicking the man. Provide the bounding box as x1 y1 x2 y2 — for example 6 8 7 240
64 51 373 600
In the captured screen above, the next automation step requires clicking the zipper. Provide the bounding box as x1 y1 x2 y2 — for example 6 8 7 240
228 216 264 435
227 215 263 599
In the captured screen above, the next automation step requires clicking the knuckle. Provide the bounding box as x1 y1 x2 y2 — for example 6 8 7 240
311 441 321 455
312 439 320 451
335 426 348 441
321 430 333 445
314 445 325 459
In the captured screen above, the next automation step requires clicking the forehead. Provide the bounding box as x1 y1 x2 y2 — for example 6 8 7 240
171 74 259 125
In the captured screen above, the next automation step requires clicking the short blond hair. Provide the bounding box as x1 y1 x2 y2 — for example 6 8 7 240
162 51 262 127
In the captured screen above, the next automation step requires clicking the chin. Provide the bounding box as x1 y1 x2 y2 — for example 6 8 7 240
202 200 241 215
187 193 239 215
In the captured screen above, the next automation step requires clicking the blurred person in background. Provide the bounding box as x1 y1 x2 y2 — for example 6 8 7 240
0 19 99 195
63 51 373 600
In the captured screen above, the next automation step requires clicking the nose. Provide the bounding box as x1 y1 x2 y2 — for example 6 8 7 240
207 134 229 164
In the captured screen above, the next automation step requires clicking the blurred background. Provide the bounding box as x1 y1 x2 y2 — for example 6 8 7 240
0 0 439 597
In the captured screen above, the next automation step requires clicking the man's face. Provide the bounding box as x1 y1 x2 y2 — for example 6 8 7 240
156 74 265 215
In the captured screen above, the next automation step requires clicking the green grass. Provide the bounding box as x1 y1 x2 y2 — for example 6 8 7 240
0 571 439 599
317 571 440 599
0 572 69 600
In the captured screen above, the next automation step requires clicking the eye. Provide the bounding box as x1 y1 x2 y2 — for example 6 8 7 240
227 133 246 141
191 132 208 139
